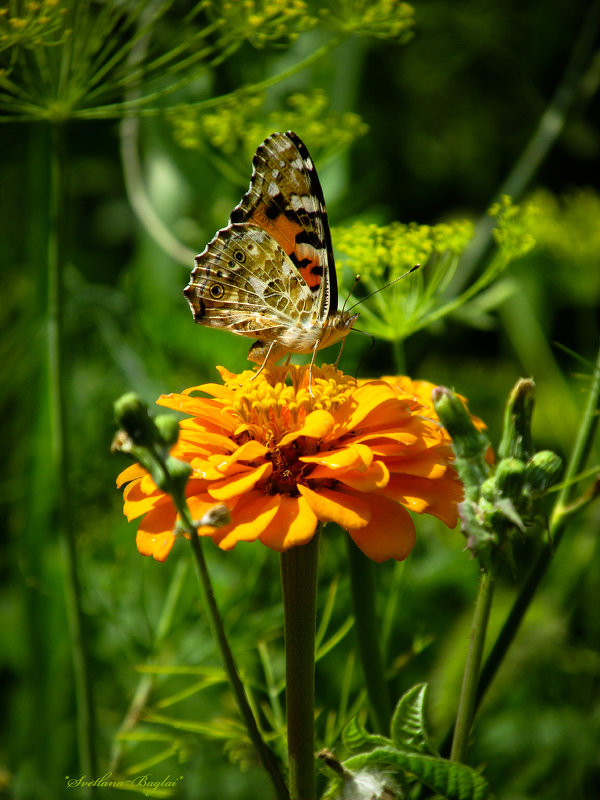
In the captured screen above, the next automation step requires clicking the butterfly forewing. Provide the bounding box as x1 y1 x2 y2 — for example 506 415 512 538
229 131 337 320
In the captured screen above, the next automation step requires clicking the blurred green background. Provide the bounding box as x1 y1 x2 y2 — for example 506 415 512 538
1 1 599 798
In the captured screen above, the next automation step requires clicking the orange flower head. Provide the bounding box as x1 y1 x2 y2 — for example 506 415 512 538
117 364 464 563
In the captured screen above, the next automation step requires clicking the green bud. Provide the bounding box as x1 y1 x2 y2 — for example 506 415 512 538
153 454 192 494
524 450 562 496
114 393 156 448
480 477 497 502
432 386 489 460
498 378 535 461
154 414 180 447
433 386 490 502
495 457 526 501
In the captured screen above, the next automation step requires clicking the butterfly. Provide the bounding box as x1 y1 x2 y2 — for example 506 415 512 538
183 131 358 370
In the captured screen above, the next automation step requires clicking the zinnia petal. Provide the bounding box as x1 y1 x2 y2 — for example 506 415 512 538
300 443 373 469
347 495 416 562
308 460 389 491
297 484 371 529
208 461 272 500
136 503 178 562
259 494 318 551
278 409 335 445
213 492 280 549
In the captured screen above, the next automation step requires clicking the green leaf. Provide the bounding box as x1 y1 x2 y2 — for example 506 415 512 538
390 683 437 754
341 716 389 752
344 748 493 800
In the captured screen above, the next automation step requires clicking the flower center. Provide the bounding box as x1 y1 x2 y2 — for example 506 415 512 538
219 364 355 496
226 363 355 440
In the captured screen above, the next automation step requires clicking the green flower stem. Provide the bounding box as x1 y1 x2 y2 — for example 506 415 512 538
347 539 391 733
280 531 321 800
391 337 406 376
450 569 495 763
47 122 97 790
475 337 600 708
179 505 289 800
77 35 345 119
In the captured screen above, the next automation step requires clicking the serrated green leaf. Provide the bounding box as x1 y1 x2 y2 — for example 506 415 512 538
344 747 493 800
390 683 437 754
341 716 390 752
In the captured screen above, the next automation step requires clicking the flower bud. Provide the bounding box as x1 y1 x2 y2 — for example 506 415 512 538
498 378 535 461
114 393 156 448
154 414 180 447
494 457 526 501
432 386 489 460
524 450 562 496
433 386 490 502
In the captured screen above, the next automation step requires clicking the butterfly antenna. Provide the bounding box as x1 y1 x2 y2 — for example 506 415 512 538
341 274 361 313
346 263 421 313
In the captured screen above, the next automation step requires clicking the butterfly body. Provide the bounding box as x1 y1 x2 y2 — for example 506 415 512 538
184 131 357 365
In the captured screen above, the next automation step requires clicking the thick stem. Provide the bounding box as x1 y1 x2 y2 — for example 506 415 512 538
281 532 321 800
47 122 97 788
347 539 391 733
450 569 495 763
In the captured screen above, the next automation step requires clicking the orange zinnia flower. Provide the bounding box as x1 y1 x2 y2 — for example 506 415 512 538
117 364 464 563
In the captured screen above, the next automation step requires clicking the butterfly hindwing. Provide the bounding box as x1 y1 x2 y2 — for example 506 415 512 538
186 224 315 339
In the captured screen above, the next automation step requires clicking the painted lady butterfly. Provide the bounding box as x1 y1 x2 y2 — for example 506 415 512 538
184 131 358 368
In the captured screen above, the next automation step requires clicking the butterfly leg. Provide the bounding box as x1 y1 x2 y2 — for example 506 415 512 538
334 337 347 368
251 339 281 381
307 341 321 398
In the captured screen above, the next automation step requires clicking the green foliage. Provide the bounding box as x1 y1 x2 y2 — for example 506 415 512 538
323 685 492 799
2 0 600 798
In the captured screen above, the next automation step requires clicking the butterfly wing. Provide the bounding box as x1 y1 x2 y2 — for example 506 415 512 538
228 131 338 322
184 224 316 342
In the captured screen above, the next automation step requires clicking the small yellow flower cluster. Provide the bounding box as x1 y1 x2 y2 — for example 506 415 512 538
170 89 367 164
206 0 315 49
171 92 265 154
489 195 538 260
334 219 474 281
530 188 600 276
320 0 414 41
0 0 68 53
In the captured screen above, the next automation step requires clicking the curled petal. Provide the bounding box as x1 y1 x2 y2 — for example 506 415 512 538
213 492 280 549
123 479 164 521
259 494 318 551
298 484 371 529
116 463 145 488
209 440 268 474
300 443 373 469
335 383 410 432
279 409 335 446
308 460 389 491
208 461 273 500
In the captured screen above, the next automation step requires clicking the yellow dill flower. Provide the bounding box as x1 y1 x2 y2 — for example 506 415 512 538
321 0 414 40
